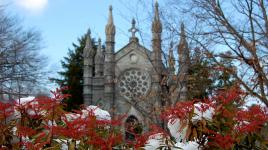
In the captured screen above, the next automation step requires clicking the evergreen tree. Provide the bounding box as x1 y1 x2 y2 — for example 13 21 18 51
187 49 236 99
214 57 237 90
188 49 214 99
51 33 97 111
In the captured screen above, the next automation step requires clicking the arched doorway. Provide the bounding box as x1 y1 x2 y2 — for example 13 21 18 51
125 115 143 141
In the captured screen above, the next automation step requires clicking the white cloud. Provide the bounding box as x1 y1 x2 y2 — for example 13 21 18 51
15 0 48 13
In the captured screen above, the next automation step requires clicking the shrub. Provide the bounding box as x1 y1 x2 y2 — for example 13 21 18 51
0 88 123 150
161 88 268 149
0 87 267 149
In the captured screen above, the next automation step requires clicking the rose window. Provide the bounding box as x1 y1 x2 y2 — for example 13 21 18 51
118 69 151 100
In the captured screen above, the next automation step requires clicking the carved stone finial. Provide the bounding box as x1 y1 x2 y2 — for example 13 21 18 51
84 28 94 58
178 22 187 54
178 22 190 67
128 18 139 38
95 38 103 61
108 5 113 25
95 38 103 62
85 32 91 48
87 28 91 36
155 0 159 20
180 23 185 39
98 38 101 49
85 38 92 50
105 5 116 37
95 38 104 76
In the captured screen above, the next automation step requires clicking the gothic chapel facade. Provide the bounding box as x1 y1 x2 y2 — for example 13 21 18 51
83 1 190 133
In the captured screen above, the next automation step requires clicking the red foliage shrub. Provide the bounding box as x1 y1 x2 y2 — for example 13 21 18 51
0 87 123 149
134 125 169 149
161 88 268 149
208 131 235 149
1 87 267 149
162 101 194 121
235 105 268 133
0 102 14 120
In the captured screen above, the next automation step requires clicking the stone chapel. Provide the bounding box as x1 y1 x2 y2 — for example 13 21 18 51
83 1 190 137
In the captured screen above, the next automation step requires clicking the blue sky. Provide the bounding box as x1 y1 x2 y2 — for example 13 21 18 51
1 0 156 73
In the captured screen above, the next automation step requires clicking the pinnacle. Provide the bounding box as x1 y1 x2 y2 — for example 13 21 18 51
105 5 116 36
132 18 136 25
98 38 102 50
108 5 114 25
152 0 162 33
87 28 91 36
155 0 159 8
180 22 185 38
154 0 160 21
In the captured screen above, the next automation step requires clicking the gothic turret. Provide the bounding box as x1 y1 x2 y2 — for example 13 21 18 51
151 0 163 125
178 23 190 101
83 29 94 105
104 5 116 111
94 38 104 77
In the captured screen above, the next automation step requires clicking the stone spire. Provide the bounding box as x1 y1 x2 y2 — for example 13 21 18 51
83 29 94 58
105 5 116 43
94 38 104 77
178 23 188 56
104 5 116 112
151 0 162 75
152 0 162 34
83 28 94 105
168 41 175 75
178 23 190 69
178 23 190 101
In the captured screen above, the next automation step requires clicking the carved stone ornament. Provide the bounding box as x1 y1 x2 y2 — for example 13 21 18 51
130 53 139 64
105 6 116 36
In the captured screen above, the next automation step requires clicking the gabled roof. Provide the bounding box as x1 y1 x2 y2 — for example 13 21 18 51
115 39 151 62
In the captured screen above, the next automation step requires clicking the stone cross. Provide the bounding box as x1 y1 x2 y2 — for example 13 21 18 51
128 18 139 38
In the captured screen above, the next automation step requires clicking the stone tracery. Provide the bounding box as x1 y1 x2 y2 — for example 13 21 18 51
118 69 151 100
